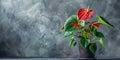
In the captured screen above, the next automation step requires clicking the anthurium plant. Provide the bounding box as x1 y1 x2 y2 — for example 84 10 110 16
61 6 114 55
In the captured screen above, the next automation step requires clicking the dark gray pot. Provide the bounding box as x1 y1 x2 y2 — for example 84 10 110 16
79 44 96 59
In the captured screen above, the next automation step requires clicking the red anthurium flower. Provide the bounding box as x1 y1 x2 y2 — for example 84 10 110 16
88 21 100 28
71 22 82 28
78 8 94 20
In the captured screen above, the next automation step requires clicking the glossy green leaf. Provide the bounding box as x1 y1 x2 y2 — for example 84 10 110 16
64 15 78 31
98 38 105 48
89 25 96 31
73 42 77 46
64 31 73 38
96 15 114 27
69 37 74 48
89 25 97 34
94 32 104 38
89 43 97 55
81 30 87 38
80 37 90 48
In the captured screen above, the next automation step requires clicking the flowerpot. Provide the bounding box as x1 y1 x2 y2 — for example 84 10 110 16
78 44 96 59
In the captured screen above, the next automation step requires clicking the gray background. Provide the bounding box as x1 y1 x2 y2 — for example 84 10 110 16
0 0 120 59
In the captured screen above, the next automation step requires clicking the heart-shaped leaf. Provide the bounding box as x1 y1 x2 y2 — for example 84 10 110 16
96 15 114 27
64 15 78 31
94 31 104 38
69 37 75 48
64 31 73 38
98 38 105 48
89 43 97 55
89 25 97 34
80 37 90 48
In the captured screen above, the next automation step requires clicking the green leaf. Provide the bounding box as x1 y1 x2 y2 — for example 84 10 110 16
98 38 105 48
80 37 90 48
64 31 73 38
96 15 114 27
64 15 78 31
81 30 87 38
73 42 77 46
69 37 74 48
89 43 97 55
94 32 104 38
79 20 85 27
89 25 97 33
89 25 96 31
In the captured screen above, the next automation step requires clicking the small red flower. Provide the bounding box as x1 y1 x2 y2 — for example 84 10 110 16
78 8 94 20
71 22 82 28
88 21 100 28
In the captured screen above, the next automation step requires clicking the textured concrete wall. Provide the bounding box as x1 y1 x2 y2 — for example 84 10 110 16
0 0 120 58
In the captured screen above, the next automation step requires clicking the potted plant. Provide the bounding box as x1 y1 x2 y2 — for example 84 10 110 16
61 6 114 59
